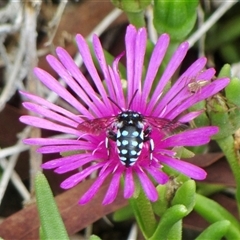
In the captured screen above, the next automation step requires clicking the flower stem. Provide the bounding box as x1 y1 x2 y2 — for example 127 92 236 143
216 135 240 214
126 11 146 28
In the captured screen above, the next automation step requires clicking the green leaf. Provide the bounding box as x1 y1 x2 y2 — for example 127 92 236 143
111 0 151 12
149 204 188 240
35 172 69 240
113 205 133 222
216 136 240 212
195 220 230 240
171 180 196 214
153 0 198 41
226 76 240 107
167 220 182 240
90 235 102 240
129 189 157 239
194 194 240 239
152 184 169 216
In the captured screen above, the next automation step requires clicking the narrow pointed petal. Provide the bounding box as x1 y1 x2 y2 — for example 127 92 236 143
76 34 113 112
159 155 207 180
102 168 123 205
20 116 80 136
61 163 104 189
141 33 170 109
146 166 169 185
160 127 218 148
135 167 158 202
79 167 112 204
34 68 92 118
124 167 135 198
146 41 189 114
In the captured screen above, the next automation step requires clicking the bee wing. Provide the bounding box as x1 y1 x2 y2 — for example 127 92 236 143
77 116 115 135
145 116 188 135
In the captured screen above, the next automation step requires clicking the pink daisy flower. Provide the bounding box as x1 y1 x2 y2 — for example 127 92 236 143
20 25 229 205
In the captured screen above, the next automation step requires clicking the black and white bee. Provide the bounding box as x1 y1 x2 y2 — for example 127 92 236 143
78 108 187 167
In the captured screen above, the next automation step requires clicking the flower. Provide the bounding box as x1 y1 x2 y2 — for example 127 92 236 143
20 25 229 205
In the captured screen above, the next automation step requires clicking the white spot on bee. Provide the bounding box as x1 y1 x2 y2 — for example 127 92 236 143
131 150 137 155
117 140 121 146
121 149 128 154
140 131 144 140
132 131 139 137
122 140 128 145
120 156 127 161
117 131 121 138
117 122 123 128
150 139 154 151
122 130 128 136
133 113 139 117
137 122 144 128
132 141 138 146
138 142 143 149
105 138 108 148
130 158 137 163
149 139 154 160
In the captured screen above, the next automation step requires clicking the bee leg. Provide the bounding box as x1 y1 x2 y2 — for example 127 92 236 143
143 126 154 161
149 138 154 160
144 126 152 139
106 130 117 157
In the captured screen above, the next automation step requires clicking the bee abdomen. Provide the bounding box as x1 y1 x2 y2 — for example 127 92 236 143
116 125 144 167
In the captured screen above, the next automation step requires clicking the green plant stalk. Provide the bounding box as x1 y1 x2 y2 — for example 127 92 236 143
216 135 240 214
129 190 157 239
126 11 146 28
195 220 230 240
194 194 240 239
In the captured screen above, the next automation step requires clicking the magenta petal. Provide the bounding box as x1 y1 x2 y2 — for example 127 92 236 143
160 127 218 148
102 168 123 205
20 91 81 122
126 25 137 103
55 47 108 116
159 155 207 180
75 34 113 112
42 153 89 169
79 166 112 204
61 163 104 189
146 166 169 185
178 110 204 122
22 102 78 128
34 68 92 117
146 41 189 114
141 33 170 109
20 116 80 136
37 143 94 153
135 167 158 202
55 155 98 174
23 138 82 146
124 167 135 198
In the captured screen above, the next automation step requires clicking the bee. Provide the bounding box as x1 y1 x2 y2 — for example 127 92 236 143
78 110 187 167
78 92 187 167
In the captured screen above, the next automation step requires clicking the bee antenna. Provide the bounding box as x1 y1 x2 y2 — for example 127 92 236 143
108 97 122 111
108 89 138 111
128 89 138 109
